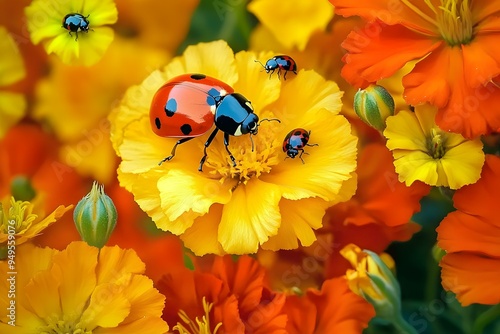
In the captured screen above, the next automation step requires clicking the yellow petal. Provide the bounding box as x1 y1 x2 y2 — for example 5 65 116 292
384 110 426 151
440 140 485 189
0 92 26 138
25 2 64 44
181 205 225 255
51 242 98 316
0 27 25 86
120 275 166 321
158 168 232 223
96 245 146 285
45 26 114 66
262 197 330 250
81 282 131 329
163 40 238 86
234 50 282 112
392 150 438 186
82 0 118 26
248 0 333 50
218 179 282 254
24 266 62 320
270 70 343 118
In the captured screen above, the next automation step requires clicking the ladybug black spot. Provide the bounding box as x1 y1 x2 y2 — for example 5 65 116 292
155 117 161 129
180 124 192 135
190 74 206 80
294 130 302 136
165 98 177 117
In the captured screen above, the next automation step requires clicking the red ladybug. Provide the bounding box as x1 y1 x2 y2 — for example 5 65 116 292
255 55 297 80
282 128 318 163
150 73 279 171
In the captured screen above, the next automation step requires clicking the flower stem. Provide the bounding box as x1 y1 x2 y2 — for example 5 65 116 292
394 314 419 334
471 304 500 334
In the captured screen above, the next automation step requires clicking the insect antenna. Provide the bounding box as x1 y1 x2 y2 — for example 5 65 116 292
258 118 281 125
254 59 266 72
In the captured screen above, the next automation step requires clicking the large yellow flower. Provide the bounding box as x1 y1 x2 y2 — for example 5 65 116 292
110 40 358 255
0 242 169 333
25 0 118 66
0 26 26 138
384 105 484 189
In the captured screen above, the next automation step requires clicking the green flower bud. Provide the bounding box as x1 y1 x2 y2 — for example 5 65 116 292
10 175 36 201
354 85 395 132
74 181 117 248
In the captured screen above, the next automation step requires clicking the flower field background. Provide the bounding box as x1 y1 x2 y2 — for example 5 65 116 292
1 0 500 333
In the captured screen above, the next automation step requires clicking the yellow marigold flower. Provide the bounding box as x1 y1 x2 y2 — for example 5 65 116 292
384 105 485 189
247 0 333 51
25 0 118 66
0 242 169 333
110 40 357 255
0 26 26 138
0 196 72 249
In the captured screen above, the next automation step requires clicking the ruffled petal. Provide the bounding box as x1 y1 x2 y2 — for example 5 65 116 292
82 0 118 26
462 35 500 87
441 253 500 306
440 140 484 189
384 110 426 151
329 0 438 33
342 23 441 87
0 27 25 86
181 205 225 255
219 179 282 254
262 197 330 250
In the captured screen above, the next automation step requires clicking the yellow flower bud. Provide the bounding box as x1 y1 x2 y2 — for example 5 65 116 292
73 182 117 248
353 85 395 131
341 244 403 323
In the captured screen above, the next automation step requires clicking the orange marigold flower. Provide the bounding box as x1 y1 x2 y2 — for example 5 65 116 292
329 0 500 138
157 255 287 333
437 154 500 306
284 277 375 333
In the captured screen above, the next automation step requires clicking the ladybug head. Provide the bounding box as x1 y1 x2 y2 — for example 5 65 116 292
285 146 299 159
254 59 277 73
241 113 259 135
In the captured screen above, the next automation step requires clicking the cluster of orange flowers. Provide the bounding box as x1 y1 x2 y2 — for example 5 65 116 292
1 0 500 333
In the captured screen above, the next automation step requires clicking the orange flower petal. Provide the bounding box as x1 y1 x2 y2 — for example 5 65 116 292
307 277 375 332
342 23 441 87
462 35 500 87
441 253 500 306
329 0 437 32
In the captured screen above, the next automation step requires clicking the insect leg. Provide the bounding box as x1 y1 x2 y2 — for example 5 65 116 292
223 132 237 167
198 128 219 171
159 137 194 165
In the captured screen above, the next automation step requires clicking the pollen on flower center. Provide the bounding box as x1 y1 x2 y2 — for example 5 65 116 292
205 120 282 183
402 0 473 46
427 128 447 159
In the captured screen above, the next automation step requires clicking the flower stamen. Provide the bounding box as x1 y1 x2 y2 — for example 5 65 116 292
0 198 37 234
427 128 446 159
174 297 222 334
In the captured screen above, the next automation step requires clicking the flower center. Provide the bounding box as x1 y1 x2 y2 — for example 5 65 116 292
174 297 222 334
426 128 447 159
401 0 474 46
205 118 282 183
0 198 37 235
37 314 91 334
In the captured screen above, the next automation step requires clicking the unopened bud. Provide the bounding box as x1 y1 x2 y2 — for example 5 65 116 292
73 182 117 248
354 85 395 131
